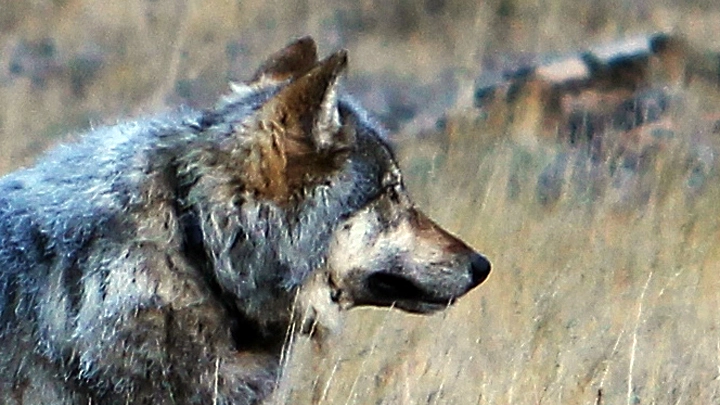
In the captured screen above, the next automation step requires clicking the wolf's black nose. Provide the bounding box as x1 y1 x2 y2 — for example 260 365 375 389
469 253 491 287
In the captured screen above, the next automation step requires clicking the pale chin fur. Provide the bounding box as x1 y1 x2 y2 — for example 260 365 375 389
294 269 346 345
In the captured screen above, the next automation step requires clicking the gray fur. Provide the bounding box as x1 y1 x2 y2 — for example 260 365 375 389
0 38 490 404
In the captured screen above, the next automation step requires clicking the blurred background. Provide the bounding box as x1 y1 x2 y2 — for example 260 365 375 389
3 0 720 404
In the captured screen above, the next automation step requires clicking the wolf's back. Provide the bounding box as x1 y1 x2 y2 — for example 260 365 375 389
0 110 213 402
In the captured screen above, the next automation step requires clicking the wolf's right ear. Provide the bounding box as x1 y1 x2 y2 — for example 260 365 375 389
259 50 355 156
248 36 318 86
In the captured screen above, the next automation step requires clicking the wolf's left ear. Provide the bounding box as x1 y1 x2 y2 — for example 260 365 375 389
249 36 318 85
260 50 355 155
229 37 319 100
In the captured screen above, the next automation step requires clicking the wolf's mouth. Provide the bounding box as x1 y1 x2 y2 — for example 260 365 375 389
361 272 453 314
366 272 425 301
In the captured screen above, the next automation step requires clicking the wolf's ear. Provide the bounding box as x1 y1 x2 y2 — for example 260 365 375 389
260 50 355 155
249 36 318 85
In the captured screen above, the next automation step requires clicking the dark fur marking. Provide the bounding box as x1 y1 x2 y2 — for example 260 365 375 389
196 110 223 131
62 259 84 321
0 274 19 334
180 208 285 352
98 266 110 302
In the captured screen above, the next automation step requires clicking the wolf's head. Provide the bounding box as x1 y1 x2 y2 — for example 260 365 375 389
194 37 490 340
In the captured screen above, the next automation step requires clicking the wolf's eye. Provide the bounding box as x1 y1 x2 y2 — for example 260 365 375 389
350 176 401 213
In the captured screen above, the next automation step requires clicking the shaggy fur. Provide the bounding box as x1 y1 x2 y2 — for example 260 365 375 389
0 37 490 404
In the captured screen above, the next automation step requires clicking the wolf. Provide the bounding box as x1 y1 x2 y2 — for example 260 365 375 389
0 36 491 404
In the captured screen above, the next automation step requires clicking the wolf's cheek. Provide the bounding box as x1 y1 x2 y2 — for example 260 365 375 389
324 218 427 308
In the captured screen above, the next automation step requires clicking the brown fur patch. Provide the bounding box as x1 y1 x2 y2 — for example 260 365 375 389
240 120 290 203
410 208 474 254
240 50 353 204
239 118 352 204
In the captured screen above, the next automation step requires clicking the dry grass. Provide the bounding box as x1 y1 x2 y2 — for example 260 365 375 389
3 1 720 404
274 94 720 403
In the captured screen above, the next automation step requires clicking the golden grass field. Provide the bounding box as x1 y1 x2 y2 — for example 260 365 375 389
271 81 720 403
3 1 720 404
